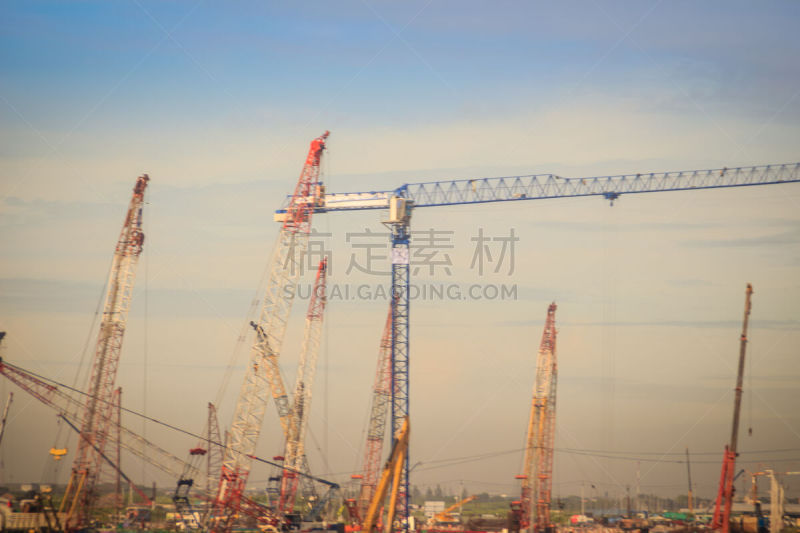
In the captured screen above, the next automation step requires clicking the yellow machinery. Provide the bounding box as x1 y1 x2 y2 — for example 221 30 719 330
428 495 477 526
363 418 410 533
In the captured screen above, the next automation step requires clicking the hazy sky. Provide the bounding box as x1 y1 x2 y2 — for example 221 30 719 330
1 1 799 506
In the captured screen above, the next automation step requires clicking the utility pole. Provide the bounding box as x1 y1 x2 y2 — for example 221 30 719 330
686 448 693 516
581 484 585 516
626 486 631 519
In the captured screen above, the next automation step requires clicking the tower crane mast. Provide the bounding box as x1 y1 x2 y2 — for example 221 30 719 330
211 132 328 532
276 159 800 528
279 258 329 514
516 303 558 533
59 174 149 529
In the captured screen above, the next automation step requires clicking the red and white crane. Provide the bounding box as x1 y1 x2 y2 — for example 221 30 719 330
711 284 753 533
278 258 329 515
0 353 199 498
211 132 328 532
57 174 149 529
355 302 394 521
514 303 558 533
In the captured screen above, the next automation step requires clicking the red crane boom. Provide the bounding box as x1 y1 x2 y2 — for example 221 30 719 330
712 284 754 533
515 303 558 533
60 174 149 529
356 302 394 520
210 132 328 533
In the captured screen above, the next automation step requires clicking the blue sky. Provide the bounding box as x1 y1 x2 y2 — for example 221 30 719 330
1 1 799 503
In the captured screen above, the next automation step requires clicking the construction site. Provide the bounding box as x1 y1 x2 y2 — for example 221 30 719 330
0 131 799 533
2 4 800 533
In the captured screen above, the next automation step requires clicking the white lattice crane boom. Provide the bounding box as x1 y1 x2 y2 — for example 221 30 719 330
57 174 149 529
0 358 200 484
278 258 328 514
211 132 328 532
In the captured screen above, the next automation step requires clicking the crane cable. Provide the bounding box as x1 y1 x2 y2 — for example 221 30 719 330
44 243 113 484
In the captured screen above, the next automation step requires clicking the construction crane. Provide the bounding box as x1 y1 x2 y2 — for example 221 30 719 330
363 417 409 533
52 173 149 529
278 258 329 515
211 132 329 533
0 357 201 488
427 495 477 526
275 158 800 526
355 302 394 521
172 402 226 529
513 303 557 533
712 284 754 533
0 391 12 450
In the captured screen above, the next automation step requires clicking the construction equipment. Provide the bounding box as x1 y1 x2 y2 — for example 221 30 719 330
57 414 153 507
427 495 477 526
363 417 409 533
712 284 753 533
515 303 557 533
275 159 800 526
211 132 328 533
356 302 394 520
25 173 147 529
0 358 201 492
279 258 329 515
172 403 224 529
0 392 12 449
765 469 800 533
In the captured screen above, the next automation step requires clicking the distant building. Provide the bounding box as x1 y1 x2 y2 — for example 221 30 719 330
424 501 446 519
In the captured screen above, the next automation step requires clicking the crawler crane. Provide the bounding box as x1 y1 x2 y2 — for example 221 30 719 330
356 302 394 520
211 132 328 532
712 284 753 533
276 155 800 527
0 357 201 497
56 174 149 529
513 303 557 533
278 258 329 515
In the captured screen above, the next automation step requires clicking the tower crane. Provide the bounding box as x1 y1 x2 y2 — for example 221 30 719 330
278 258 329 515
51 173 149 529
211 132 329 533
275 153 800 517
712 284 754 533
356 302 394 521
512 303 557 533
275 157 800 527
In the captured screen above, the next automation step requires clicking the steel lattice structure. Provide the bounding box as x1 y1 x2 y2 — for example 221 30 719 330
279 258 329 514
712 284 754 533
519 303 558 533
275 156 799 529
356 303 394 519
55 175 150 529
211 132 328 533
0 358 199 487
